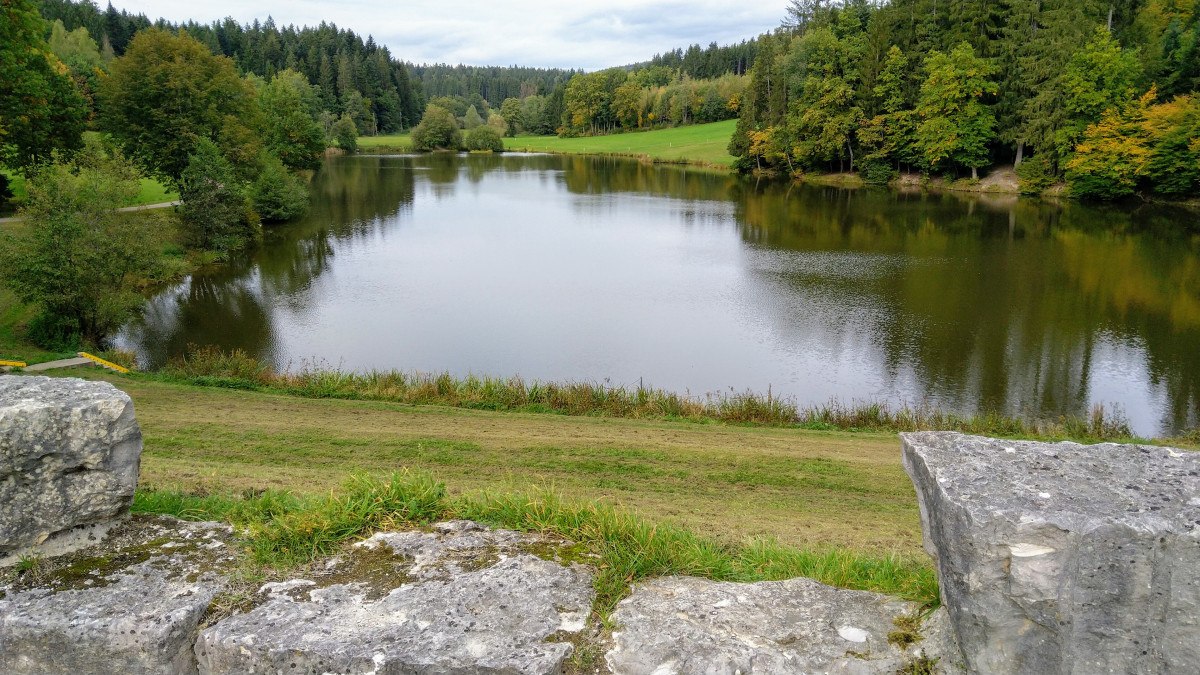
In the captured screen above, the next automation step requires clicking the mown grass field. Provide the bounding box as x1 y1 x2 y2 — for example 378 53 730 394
356 121 738 167
72 370 922 557
357 134 412 151
506 120 738 167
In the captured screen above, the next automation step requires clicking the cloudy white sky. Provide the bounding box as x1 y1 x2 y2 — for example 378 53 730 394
109 1 788 70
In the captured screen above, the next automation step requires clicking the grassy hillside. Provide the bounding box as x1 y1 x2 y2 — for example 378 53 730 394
95 372 919 556
507 120 738 167
356 121 739 168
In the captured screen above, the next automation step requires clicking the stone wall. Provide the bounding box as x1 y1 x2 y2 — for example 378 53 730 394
903 432 1199 674
2 376 1197 673
0 376 141 564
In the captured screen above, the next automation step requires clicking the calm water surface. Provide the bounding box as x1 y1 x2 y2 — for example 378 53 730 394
118 153 1200 436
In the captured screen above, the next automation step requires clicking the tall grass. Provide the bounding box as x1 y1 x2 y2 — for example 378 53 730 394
134 471 938 612
157 345 1138 442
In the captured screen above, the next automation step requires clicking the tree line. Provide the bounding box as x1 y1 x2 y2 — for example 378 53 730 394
559 68 747 136
41 0 424 134
634 39 761 79
730 0 1200 200
1 0 355 348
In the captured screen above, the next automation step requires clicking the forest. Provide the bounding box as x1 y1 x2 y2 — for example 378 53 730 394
729 0 1200 199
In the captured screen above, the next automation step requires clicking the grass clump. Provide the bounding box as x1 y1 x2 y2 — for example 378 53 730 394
136 472 447 567
158 345 1138 443
134 471 939 613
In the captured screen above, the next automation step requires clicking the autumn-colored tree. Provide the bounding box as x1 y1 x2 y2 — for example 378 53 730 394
1065 91 1153 199
1140 93 1200 196
1055 28 1144 164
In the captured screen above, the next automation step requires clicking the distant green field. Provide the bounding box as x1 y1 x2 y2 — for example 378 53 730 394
506 120 738 167
358 134 412 151
358 121 738 168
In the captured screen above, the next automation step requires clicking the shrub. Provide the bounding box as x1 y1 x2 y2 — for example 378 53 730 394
1015 155 1056 195
252 154 309 222
464 125 504 152
411 105 463 151
0 146 164 347
333 114 358 153
859 158 898 186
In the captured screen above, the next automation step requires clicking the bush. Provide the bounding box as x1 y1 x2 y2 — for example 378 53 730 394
859 158 897 186
252 154 309 222
0 147 165 347
25 311 83 352
411 105 463 151
179 139 258 253
333 114 357 153
464 125 504 152
1015 155 1056 195
0 173 13 210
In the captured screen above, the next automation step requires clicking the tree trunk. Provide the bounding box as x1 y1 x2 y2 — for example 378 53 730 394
1107 5 1115 31
1015 142 1025 167
972 166 979 181
847 142 855 173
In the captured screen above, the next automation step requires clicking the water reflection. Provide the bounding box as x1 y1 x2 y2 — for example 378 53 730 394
119 153 1200 435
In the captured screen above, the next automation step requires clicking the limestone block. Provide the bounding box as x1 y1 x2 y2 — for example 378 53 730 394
0 376 141 559
902 432 1200 674
0 516 236 675
605 575 956 674
195 521 595 674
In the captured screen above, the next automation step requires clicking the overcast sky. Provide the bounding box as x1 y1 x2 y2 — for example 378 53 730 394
109 1 787 70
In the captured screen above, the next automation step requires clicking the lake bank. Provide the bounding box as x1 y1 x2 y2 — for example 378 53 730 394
28 367 940 611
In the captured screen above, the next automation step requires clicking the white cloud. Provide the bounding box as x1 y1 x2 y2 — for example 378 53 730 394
109 0 787 69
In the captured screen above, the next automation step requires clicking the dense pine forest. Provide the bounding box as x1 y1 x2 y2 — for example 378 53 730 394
39 0 425 133
729 0 1200 199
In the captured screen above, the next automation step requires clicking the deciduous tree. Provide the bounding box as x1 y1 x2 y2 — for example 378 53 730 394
259 70 325 171
0 0 88 170
411 105 463 151
98 28 259 183
915 42 998 179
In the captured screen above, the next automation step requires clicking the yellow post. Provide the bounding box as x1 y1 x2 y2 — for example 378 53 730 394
77 352 131 374
0 359 27 368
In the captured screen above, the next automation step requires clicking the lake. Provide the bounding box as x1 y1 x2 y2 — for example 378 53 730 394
117 153 1200 436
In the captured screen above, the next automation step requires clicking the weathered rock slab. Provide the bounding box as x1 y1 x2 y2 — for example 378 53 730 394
902 431 1200 674
0 515 237 675
0 375 141 560
606 575 954 674
195 521 595 674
